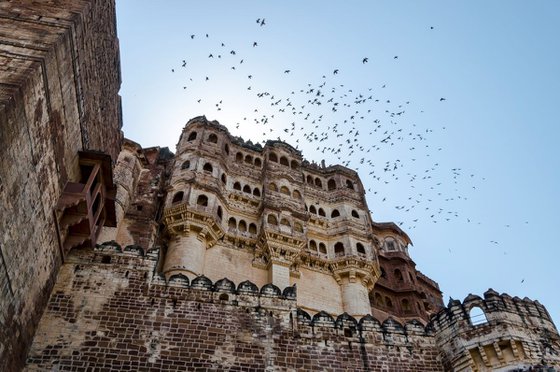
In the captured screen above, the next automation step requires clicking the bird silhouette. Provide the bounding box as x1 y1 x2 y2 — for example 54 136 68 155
362 58 368 64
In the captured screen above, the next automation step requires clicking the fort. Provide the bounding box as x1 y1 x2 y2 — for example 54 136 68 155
1 1 559 371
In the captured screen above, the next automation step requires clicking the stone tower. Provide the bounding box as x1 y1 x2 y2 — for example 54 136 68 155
161 116 382 316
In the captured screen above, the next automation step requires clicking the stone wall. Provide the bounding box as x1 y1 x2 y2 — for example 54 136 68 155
432 291 560 371
26 244 444 371
0 1 122 370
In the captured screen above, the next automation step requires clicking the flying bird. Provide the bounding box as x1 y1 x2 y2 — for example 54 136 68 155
333 69 339 75
362 57 368 64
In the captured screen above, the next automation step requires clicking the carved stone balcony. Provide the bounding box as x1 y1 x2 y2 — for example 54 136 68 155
329 254 380 291
163 202 224 247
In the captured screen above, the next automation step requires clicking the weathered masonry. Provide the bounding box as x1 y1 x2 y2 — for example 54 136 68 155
1 1 559 371
26 117 560 371
0 1 122 370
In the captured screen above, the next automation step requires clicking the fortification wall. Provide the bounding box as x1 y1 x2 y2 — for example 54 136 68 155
26 243 443 371
0 1 122 370
432 291 560 371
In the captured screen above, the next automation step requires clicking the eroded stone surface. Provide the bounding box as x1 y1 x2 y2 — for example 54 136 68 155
0 1 122 370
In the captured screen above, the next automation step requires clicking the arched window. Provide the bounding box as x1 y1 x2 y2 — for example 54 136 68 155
334 242 345 257
319 243 327 254
253 188 261 197
267 214 278 225
309 205 317 214
314 178 322 188
402 299 411 312
309 240 317 251
280 186 290 195
327 179 336 190
224 144 229 155
187 132 197 141
290 160 299 169
394 269 404 282
254 158 262 167
385 239 396 251
244 154 253 164
233 182 242 191
380 267 387 279
208 133 218 143
172 191 183 204
385 297 393 308
357 243 366 255
269 153 278 162
228 217 237 229
268 183 277 192
243 185 251 193
196 194 208 207
292 190 302 199
294 222 303 233
351 210 359 218
469 306 488 326
409 272 414 282
331 209 340 218
306 175 313 184
280 156 289 166
203 162 213 173
346 180 354 190
374 293 384 306
318 208 325 217
238 220 247 232
280 218 290 227
181 160 190 170
217 206 223 220
249 223 257 234
221 174 227 185
236 152 243 162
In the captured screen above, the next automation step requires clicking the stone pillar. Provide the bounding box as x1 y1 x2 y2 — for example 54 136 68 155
163 232 206 279
269 261 290 289
341 279 371 316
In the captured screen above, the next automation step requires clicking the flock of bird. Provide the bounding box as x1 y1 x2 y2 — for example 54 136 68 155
170 17 525 257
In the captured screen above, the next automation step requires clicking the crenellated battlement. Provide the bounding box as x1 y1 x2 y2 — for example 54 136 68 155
26 235 559 371
430 289 560 371
430 289 557 333
90 242 444 342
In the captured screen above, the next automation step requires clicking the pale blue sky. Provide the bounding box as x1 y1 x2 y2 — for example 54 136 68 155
116 1 560 325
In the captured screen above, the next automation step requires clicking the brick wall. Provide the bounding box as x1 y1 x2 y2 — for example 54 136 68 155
26 245 444 371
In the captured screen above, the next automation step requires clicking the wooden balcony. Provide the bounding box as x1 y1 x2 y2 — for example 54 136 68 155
56 151 117 254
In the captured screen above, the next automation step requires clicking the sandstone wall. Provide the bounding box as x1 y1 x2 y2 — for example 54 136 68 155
26 244 444 371
432 292 560 371
0 1 122 370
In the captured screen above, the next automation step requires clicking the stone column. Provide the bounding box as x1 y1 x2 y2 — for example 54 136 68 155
341 278 371 316
269 260 290 289
163 232 206 279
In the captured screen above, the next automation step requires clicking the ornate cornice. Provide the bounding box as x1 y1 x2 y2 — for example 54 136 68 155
163 203 224 247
